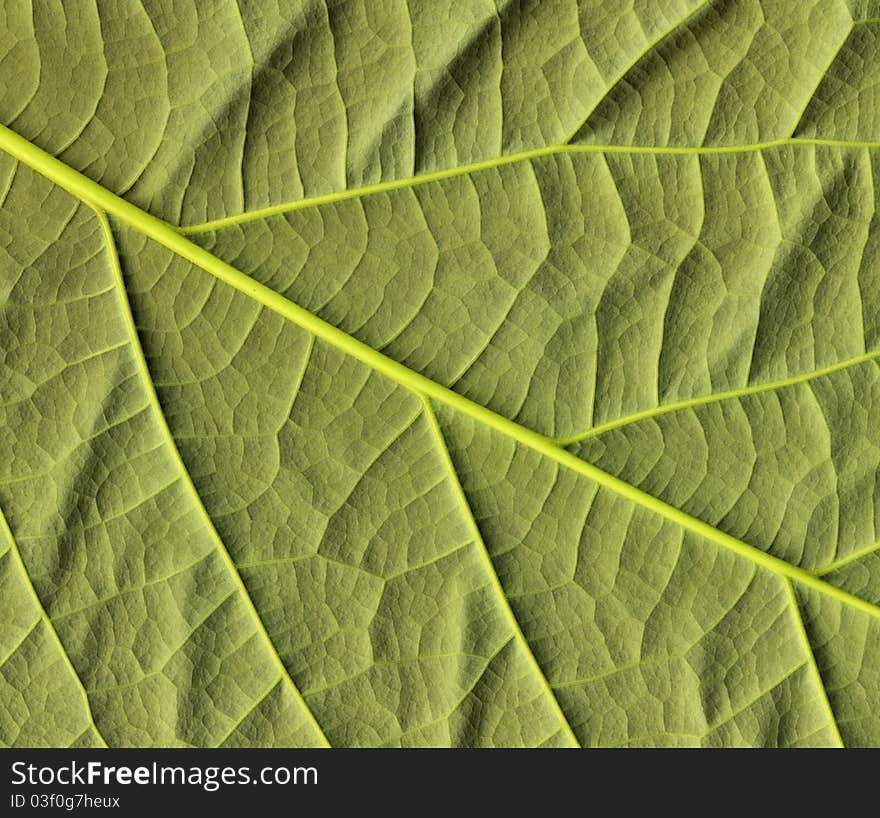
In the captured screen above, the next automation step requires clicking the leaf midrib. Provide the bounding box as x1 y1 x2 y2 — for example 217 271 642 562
1 123 877 622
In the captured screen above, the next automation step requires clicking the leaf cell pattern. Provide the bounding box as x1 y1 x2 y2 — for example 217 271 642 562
2 0 880 747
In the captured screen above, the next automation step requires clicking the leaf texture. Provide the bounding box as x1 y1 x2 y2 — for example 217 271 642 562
2 0 880 747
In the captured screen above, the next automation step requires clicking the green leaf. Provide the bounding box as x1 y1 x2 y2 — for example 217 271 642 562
1 0 879 747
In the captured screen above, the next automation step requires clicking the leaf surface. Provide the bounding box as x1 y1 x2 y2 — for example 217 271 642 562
2 0 880 747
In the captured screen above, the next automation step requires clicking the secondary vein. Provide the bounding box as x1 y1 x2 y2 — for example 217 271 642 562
96 210 331 749
421 397 581 747
178 136 880 234
0 503 109 747
557 349 880 446
783 579 845 747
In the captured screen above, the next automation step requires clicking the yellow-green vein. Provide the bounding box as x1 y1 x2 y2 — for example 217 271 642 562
95 209 331 749
557 349 880 446
178 137 880 234
0 503 108 747
561 0 713 144
421 397 581 748
3 124 880 634
784 579 844 747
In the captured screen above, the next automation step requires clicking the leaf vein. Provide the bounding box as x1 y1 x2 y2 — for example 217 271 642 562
94 209 331 748
0 503 108 746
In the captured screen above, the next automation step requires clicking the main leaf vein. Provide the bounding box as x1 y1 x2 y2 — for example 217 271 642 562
1 122 877 625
